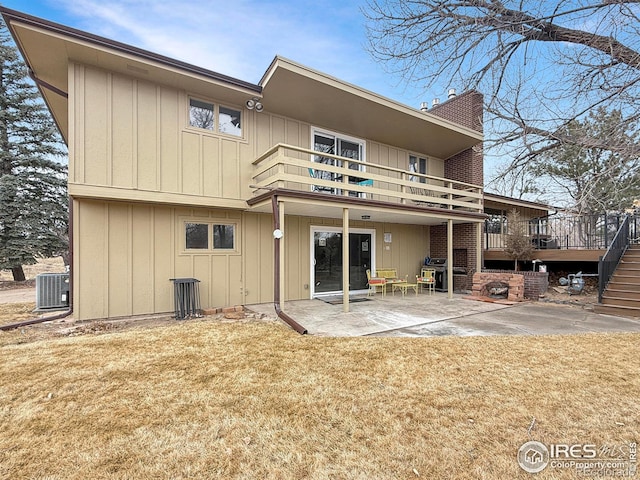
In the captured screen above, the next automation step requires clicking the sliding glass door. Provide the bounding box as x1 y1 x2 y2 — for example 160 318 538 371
311 227 375 296
311 130 366 197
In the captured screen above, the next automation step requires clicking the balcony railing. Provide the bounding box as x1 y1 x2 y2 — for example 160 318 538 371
251 144 483 213
485 213 627 250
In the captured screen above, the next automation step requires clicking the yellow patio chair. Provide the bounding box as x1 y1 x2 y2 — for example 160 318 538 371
366 269 386 297
416 268 435 294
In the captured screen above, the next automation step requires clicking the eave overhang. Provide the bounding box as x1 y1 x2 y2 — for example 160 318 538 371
260 57 483 159
0 7 262 144
484 192 553 214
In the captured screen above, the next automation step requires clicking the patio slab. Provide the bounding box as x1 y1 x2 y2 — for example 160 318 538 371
247 292 640 337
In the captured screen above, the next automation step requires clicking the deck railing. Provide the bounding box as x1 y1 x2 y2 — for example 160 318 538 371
251 143 483 213
485 213 626 250
598 215 631 302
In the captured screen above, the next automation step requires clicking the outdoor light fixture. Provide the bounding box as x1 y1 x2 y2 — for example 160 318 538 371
273 229 283 239
246 97 264 112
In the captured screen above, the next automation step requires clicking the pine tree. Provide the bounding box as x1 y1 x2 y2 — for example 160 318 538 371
532 108 640 214
0 20 67 282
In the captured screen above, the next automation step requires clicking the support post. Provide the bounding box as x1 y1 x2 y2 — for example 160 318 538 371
476 221 483 274
447 219 454 299
343 207 350 312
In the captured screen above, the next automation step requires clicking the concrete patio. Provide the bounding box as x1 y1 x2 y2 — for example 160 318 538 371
247 292 640 337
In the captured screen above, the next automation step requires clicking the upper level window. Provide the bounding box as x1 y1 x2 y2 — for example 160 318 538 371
485 208 506 234
189 98 241 137
189 99 214 130
311 128 366 197
218 106 242 136
409 155 427 183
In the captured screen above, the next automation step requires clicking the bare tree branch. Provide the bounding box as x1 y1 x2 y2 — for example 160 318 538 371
364 1 640 206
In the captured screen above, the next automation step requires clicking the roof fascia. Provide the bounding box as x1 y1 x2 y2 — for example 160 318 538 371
260 55 483 142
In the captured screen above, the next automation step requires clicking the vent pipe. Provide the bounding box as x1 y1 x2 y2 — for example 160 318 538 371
448 88 457 99
420 102 429 112
432 98 440 107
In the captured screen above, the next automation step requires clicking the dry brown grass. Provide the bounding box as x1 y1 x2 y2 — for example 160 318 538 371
0 320 638 479
0 256 65 282
0 302 37 326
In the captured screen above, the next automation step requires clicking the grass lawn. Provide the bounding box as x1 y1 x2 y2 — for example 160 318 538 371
0 302 37 326
0 319 638 479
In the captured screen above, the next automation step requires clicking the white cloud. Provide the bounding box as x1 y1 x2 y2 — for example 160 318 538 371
54 0 373 86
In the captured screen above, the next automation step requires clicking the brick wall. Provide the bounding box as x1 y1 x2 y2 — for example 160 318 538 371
427 90 485 291
429 90 484 132
429 91 484 187
429 223 479 291
482 269 549 300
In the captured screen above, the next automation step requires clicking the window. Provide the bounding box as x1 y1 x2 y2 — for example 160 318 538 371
189 99 214 130
213 224 234 249
218 106 241 136
184 222 236 251
189 98 241 137
311 128 366 197
485 208 506 234
185 223 209 249
409 155 427 183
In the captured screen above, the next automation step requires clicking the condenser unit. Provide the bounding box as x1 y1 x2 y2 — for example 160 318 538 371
36 273 70 310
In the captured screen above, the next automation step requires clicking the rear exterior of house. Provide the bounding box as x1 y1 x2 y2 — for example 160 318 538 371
3 8 486 321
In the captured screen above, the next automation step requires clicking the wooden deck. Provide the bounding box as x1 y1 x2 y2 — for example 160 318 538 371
484 249 606 262
252 143 483 213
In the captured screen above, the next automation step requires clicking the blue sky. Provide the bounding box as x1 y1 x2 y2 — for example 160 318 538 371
2 0 445 110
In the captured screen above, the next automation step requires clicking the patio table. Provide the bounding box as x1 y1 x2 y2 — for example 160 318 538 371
392 283 418 297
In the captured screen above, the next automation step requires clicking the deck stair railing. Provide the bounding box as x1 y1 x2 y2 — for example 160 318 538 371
598 215 631 302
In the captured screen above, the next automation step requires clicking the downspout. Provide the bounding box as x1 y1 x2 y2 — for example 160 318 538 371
271 195 307 334
1 197 74 331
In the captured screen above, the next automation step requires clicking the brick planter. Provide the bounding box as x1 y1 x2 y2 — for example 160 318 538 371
472 272 524 302
478 270 549 301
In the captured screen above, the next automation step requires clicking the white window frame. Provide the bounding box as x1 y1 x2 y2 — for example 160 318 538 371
188 96 243 138
409 154 428 183
310 127 367 196
182 219 239 254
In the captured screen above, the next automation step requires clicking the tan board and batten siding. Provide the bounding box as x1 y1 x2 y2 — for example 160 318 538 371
69 63 436 320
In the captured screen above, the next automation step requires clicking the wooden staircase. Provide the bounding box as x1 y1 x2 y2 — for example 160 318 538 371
595 244 640 317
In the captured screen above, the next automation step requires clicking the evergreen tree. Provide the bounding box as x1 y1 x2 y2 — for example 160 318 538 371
0 20 67 282
531 108 640 214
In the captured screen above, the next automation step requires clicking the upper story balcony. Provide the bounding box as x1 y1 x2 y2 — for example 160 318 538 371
250 144 483 214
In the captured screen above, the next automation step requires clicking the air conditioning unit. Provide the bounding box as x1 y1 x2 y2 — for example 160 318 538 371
36 273 70 310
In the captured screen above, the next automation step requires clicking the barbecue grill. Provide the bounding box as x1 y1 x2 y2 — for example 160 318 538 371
428 258 447 292
426 258 467 292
